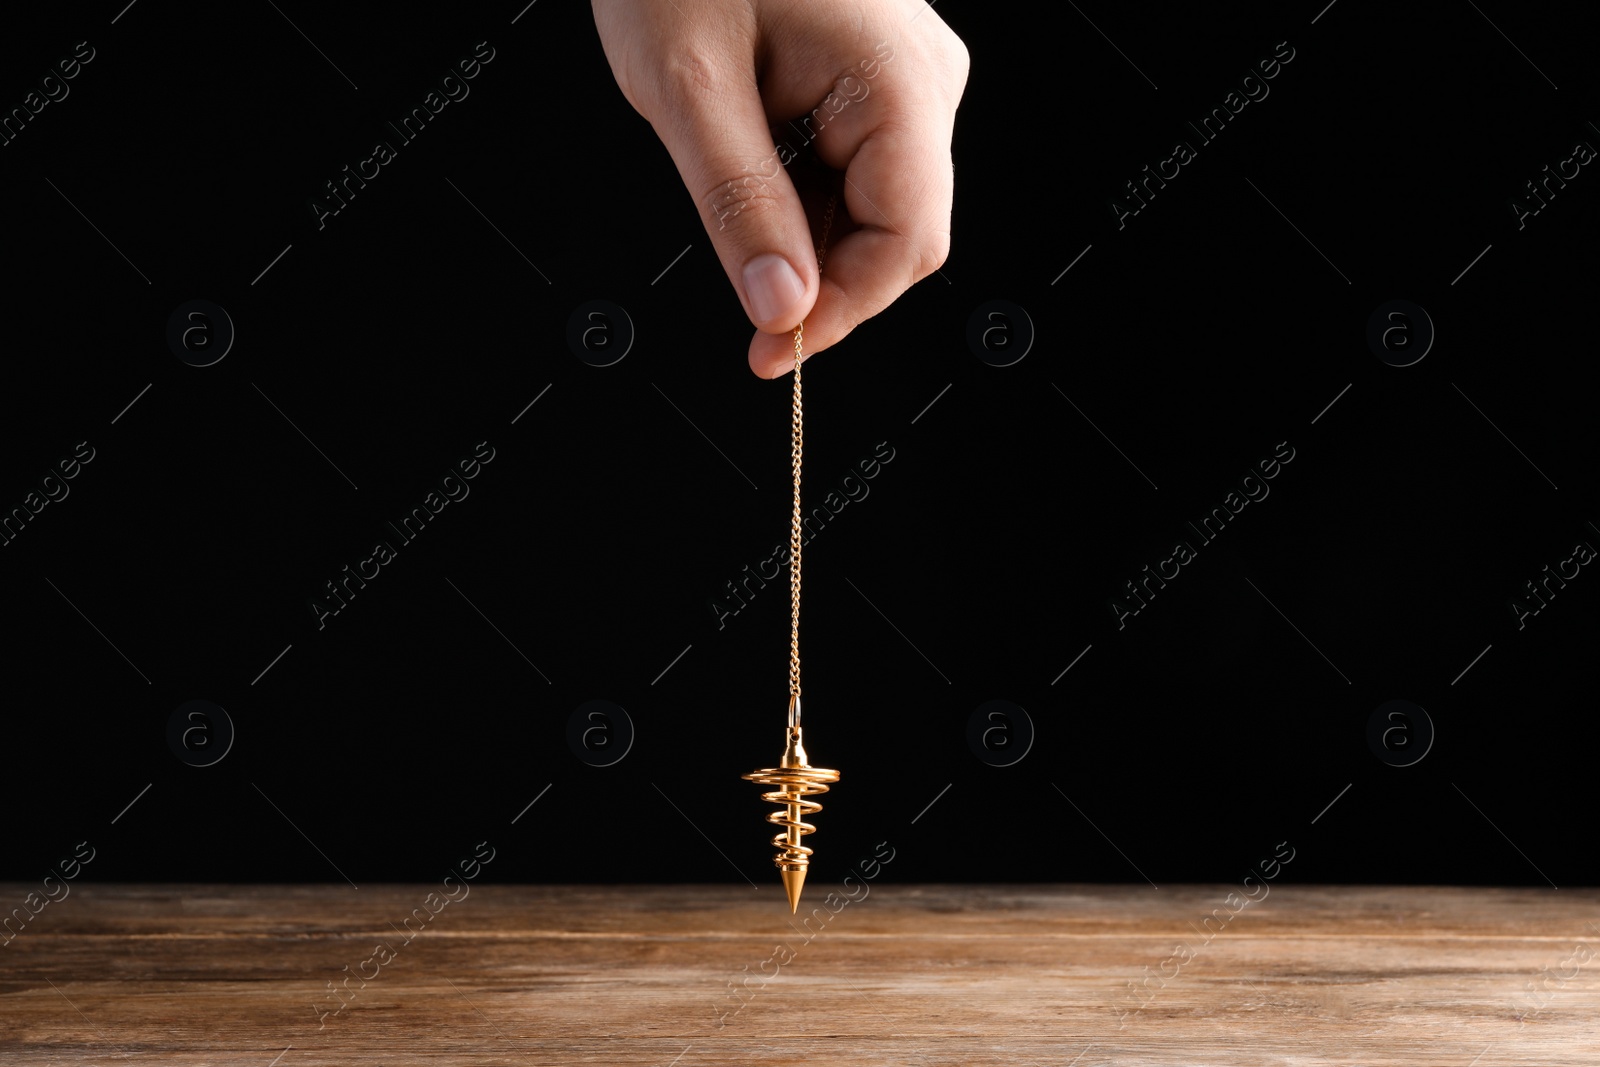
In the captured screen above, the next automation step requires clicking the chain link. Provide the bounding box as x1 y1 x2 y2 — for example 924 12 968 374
789 192 839 713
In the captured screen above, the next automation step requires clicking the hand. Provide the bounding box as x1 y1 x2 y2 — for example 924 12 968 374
590 0 969 377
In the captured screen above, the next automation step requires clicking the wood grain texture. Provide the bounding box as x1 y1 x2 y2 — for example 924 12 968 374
2 883 1596 1066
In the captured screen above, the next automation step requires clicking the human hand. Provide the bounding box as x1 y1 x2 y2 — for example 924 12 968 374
590 0 969 377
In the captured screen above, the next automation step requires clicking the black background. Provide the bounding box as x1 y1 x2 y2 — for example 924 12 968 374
1 1 1595 893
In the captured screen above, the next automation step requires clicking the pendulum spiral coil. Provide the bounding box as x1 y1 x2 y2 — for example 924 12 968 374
743 754 840 870
744 701 839 900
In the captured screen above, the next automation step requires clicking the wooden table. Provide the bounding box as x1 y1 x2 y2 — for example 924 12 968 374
2 883 1595 1065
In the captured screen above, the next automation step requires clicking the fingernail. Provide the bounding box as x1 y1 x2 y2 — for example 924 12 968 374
743 254 805 326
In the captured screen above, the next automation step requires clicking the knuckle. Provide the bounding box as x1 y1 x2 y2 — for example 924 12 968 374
923 23 970 96
947 34 970 80
912 229 951 283
702 166 786 232
657 49 721 100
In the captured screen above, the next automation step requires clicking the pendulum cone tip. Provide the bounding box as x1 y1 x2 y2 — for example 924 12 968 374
782 868 806 914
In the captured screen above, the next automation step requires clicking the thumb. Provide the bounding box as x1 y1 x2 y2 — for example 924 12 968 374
648 59 819 343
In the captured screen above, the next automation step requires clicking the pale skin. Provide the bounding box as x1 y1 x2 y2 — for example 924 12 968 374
590 0 970 377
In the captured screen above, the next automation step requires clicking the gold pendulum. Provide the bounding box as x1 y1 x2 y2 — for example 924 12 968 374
743 192 841 914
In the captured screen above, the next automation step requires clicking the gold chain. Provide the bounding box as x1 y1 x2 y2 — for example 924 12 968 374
788 192 838 717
